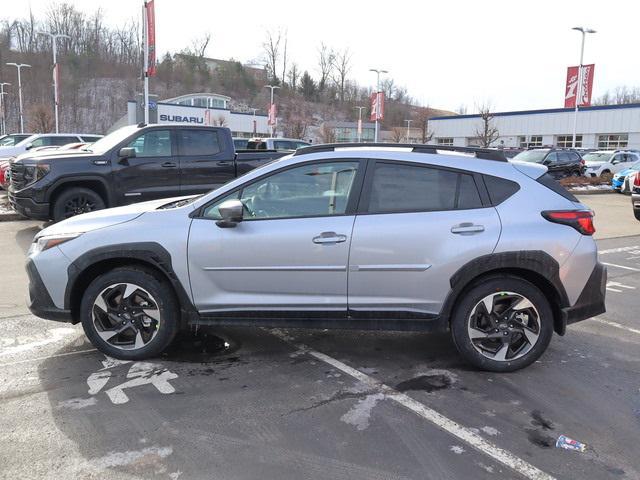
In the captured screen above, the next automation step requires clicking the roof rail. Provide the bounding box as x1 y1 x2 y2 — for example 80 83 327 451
293 142 507 161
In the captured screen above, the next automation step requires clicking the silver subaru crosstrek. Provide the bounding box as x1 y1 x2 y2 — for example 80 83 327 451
26 144 606 372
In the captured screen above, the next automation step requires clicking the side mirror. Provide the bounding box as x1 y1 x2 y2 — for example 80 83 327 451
118 147 136 159
24 143 33 150
216 199 244 228
542 158 551 165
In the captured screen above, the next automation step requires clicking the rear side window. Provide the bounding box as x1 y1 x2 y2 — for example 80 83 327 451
536 173 578 202
51 136 79 146
178 129 221 156
483 175 520 205
366 162 483 214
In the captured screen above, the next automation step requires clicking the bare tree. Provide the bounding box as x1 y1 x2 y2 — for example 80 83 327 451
594 85 640 105
281 29 288 88
281 97 312 139
455 104 468 115
317 42 334 93
318 123 336 143
333 48 351 103
215 114 227 127
27 104 54 133
391 127 404 143
474 104 499 147
415 106 434 143
287 62 300 90
190 33 211 58
262 28 282 84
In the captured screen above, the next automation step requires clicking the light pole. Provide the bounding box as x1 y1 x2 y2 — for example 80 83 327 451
251 108 258 135
6 63 31 133
37 31 70 133
571 27 596 149
369 68 388 142
0 82 10 136
264 85 280 137
404 119 412 143
354 106 365 142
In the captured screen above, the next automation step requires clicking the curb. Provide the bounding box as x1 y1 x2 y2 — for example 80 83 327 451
0 211 27 222
568 189 616 196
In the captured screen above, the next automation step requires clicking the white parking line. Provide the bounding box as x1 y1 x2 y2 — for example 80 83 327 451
602 262 640 272
592 318 640 336
270 329 555 480
599 245 640 255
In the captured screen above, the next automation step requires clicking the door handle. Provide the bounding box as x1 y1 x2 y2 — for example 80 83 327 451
93 159 108 166
451 223 485 235
162 162 177 168
313 232 347 244
217 160 232 166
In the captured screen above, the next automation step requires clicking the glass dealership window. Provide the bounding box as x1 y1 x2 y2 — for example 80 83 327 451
556 135 582 148
436 137 454 146
597 134 628 149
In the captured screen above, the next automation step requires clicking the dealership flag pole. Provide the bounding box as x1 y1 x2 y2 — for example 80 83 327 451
37 31 70 133
354 106 365 142
369 69 388 142
0 83 9 136
571 27 595 149
142 1 149 124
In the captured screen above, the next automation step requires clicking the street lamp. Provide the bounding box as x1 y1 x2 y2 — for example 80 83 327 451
37 31 70 133
369 68 388 142
250 108 258 135
404 119 412 143
0 82 10 136
571 27 596 149
264 85 280 137
6 63 31 133
354 106 365 142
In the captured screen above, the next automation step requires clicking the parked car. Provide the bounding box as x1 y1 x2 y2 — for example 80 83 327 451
612 160 640 193
631 172 640 220
511 148 585 178
0 133 32 147
583 150 640 178
9 125 288 221
0 133 102 158
246 137 311 150
26 143 606 372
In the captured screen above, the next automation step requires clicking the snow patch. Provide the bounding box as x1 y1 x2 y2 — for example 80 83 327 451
91 445 173 469
450 445 465 454
57 397 97 410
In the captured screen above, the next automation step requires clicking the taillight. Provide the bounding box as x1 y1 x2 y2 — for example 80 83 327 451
580 159 585 165
541 210 595 235
634 172 640 187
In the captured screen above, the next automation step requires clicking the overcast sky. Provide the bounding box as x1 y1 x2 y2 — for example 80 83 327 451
4 0 639 113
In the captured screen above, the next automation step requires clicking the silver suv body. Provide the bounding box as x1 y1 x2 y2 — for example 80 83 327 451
27 144 606 371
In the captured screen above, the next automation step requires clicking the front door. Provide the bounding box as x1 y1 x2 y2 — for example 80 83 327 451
187 160 363 316
113 129 180 204
348 160 501 317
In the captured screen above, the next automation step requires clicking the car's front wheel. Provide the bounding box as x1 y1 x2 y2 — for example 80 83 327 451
451 276 553 372
80 267 180 360
52 187 105 222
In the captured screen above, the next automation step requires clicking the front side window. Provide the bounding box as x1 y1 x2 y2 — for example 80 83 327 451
366 162 482 214
203 161 359 220
178 129 221 156
127 130 172 157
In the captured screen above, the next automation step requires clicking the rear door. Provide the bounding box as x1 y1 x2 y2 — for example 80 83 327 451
348 160 501 318
177 128 235 195
112 128 180 204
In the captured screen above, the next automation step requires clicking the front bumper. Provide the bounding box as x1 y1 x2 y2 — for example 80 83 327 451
26 259 73 322
8 191 50 220
560 262 606 330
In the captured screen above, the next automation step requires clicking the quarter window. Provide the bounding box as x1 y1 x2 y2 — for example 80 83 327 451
128 130 172 157
203 161 359 220
178 129 221 156
366 162 482 214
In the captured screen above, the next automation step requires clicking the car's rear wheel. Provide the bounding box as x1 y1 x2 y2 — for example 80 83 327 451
634 208 640 221
450 276 553 372
80 267 180 360
52 187 105 222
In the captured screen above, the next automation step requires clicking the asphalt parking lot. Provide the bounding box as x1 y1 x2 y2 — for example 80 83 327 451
0 194 639 480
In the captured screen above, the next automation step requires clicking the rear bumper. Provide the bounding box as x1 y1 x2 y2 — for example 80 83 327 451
26 259 73 322
560 262 606 330
632 193 640 209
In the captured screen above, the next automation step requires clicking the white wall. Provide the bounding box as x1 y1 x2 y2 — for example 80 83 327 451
155 103 269 135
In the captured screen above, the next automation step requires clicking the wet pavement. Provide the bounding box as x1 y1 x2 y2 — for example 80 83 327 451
0 221 639 480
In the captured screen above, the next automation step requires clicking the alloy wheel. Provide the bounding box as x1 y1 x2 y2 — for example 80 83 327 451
467 291 541 362
92 283 161 351
64 195 98 218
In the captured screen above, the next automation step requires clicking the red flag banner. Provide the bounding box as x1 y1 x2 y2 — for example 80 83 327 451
268 103 277 126
145 0 156 76
370 92 385 121
564 64 595 108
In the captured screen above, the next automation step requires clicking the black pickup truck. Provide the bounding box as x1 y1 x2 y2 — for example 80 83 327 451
9 124 288 221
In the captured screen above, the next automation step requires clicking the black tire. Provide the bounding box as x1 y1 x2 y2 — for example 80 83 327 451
450 275 554 372
634 208 640 221
571 170 581 177
80 267 180 360
52 187 105 222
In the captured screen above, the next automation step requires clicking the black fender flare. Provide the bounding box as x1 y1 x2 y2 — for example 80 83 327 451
440 250 570 335
65 242 197 324
46 175 113 205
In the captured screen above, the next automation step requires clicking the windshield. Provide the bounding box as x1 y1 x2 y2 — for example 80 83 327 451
0 134 30 146
512 150 548 163
582 152 611 163
85 125 140 154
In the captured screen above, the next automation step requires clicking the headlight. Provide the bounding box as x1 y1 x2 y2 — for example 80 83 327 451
29 233 82 255
23 164 50 186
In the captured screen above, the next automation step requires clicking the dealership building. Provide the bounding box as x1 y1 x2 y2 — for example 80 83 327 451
428 103 640 150
113 93 270 137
